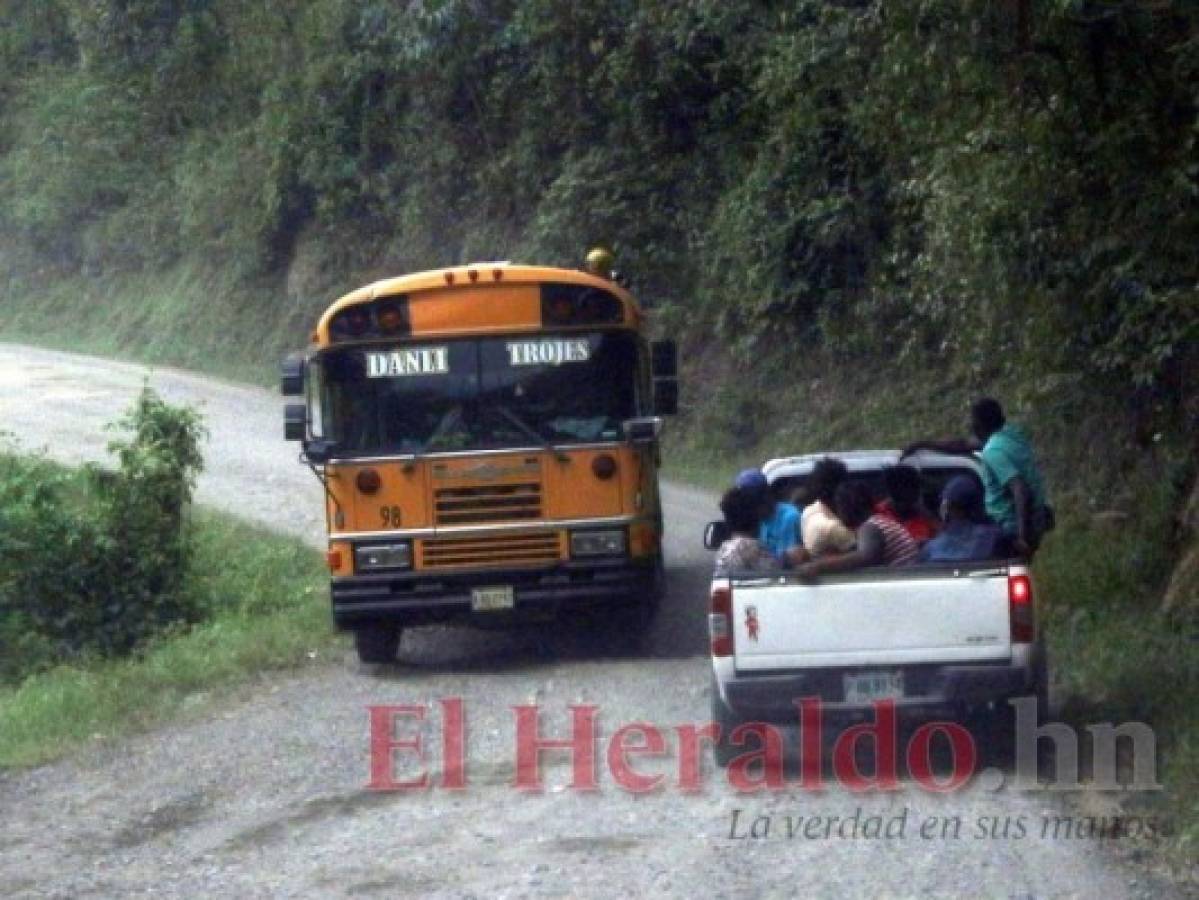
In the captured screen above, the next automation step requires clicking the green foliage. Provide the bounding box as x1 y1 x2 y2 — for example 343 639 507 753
1040 475 1199 857
0 611 56 685
0 508 330 767
1 69 146 262
88 386 207 640
0 388 205 677
2 0 1192 399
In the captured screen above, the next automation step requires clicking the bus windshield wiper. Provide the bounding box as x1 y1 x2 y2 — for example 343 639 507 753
496 405 569 463
409 405 476 460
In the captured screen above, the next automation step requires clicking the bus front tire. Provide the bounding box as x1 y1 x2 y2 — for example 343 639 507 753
625 557 665 630
354 624 401 664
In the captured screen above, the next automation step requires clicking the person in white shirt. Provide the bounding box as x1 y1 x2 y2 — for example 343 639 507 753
796 457 856 560
713 486 780 577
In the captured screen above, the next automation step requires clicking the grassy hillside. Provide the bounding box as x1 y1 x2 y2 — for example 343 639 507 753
0 265 296 385
0 505 332 767
0 2 1194 400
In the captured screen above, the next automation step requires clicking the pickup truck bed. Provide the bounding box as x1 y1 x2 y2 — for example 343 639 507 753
706 451 1047 763
730 564 1014 670
712 563 1042 724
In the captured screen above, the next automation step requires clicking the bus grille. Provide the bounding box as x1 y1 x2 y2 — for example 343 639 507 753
419 532 562 570
434 483 542 525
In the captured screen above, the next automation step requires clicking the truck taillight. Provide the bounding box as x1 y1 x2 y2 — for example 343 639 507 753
1009 573 1034 643
710 583 733 657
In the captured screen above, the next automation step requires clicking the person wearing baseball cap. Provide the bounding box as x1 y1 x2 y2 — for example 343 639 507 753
734 468 768 492
918 475 1005 562
713 485 781 577
734 467 802 561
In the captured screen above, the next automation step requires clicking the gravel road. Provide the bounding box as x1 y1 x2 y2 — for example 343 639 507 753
0 343 1183 898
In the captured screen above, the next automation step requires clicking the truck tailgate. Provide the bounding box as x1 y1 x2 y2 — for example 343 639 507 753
731 569 1012 670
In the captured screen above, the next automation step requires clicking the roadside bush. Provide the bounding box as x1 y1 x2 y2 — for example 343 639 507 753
0 611 56 684
0 388 206 680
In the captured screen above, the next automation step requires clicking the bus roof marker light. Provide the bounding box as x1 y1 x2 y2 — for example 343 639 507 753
541 283 623 326
549 298 574 323
492 269 504 281
376 299 408 334
329 303 381 342
584 246 615 279
445 272 455 285
468 269 479 283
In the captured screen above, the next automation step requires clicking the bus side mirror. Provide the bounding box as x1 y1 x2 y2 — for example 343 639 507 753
284 403 306 441
704 520 729 550
281 352 305 396
302 439 335 464
651 340 677 377
623 416 662 443
653 378 678 416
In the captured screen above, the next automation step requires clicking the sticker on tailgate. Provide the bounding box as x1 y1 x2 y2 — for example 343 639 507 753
745 605 760 642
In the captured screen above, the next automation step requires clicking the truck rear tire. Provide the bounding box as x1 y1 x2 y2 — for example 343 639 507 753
711 677 744 768
973 645 1050 765
354 624 401 664
647 556 666 616
1034 645 1050 724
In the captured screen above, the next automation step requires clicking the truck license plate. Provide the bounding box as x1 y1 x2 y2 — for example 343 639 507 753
843 671 904 704
471 586 514 612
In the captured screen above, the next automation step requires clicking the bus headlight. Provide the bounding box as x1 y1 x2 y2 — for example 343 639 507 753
570 529 627 558
354 542 412 572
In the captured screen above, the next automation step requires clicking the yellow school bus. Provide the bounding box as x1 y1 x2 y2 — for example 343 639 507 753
282 256 677 662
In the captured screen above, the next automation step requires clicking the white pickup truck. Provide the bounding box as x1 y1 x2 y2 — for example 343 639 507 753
706 451 1047 765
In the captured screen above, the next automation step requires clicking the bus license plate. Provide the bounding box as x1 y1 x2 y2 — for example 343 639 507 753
471 586 514 612
843 671 904 704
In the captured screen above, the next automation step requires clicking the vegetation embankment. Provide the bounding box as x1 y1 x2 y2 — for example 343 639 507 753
0 391 330 767
0 3 1195 399
0 0 1195 862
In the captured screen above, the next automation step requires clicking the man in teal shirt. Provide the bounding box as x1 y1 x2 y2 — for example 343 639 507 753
901 398 1048 557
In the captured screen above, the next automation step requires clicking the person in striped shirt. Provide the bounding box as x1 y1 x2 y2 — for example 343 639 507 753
792 481 919 576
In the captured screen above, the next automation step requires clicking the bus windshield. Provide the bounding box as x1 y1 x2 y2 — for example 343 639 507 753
318 331 641 454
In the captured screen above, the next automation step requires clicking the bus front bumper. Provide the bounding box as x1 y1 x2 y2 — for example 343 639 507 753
330 557 659 629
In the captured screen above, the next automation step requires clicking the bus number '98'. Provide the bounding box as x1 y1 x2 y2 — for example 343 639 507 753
380 506 402 527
